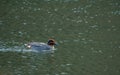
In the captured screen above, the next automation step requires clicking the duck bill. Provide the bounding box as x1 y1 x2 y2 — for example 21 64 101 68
54 43 58 46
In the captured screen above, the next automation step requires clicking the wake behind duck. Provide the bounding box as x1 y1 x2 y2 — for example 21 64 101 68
0 39 57 53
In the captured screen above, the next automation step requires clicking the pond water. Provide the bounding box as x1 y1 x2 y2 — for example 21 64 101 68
0 0 120 75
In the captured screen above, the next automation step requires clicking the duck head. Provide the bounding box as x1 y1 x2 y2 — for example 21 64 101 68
47 39 57 46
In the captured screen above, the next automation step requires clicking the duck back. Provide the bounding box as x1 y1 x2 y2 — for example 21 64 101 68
29 42 51 51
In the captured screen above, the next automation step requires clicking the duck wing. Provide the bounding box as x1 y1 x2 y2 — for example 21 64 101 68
29 42 51 50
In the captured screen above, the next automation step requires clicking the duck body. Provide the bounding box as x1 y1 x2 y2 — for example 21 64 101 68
25 39 56 52
28 42 54 51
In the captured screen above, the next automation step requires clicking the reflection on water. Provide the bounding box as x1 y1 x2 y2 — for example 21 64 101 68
0 0 120 75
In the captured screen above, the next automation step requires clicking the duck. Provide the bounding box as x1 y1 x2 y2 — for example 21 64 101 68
25 39 57 52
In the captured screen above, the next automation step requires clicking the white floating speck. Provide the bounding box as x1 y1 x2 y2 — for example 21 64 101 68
80 56 84 58
76 20 83 23
23 22 27 25
78 32 83 35
38 8 41 10
109 55 113 58
85 21 88 23
0 21 3 25
98 50 103 53
21 7 24 10
54 8 58 11
15 16 19 19
61 72 67 75
58 28 62 31
7 61 12 64
66 64 72 66
118 46 120 48
73 39 79 42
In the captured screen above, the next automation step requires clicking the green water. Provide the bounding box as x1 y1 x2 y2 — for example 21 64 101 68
0 0 120 75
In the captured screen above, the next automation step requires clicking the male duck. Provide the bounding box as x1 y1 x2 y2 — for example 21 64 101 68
25 39 57 52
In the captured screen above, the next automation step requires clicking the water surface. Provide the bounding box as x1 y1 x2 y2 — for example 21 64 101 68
0 0 120 75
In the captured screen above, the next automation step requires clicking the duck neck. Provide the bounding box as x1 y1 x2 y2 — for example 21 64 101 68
50 45 55 49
